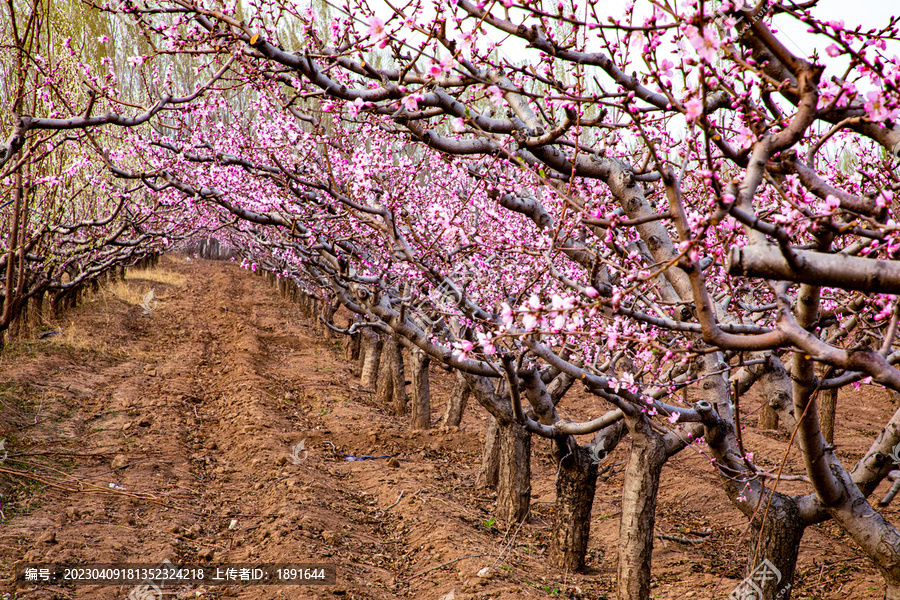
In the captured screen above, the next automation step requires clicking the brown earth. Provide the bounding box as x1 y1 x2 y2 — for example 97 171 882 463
0 254 895 600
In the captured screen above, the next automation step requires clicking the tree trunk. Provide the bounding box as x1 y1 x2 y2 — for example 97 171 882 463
476 415 501 489
550 442 598 572
359 329 382 390
391 343 408 416
618 419 666 600
376 335 402 410
763 360 797 430
820 388 837 444
29 290 44 335
7 310 21 342
50 292 63 318
18 295 32 338
311 298 321 326
344 331 360 363
742 492 806 600
496 419 531 524
409 348 431 429
440 370 470 427
758 404 779 430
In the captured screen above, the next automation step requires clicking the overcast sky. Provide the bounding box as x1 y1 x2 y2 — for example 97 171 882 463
482 0 899 70
774 0 898 59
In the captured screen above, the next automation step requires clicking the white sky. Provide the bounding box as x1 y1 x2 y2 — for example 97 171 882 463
774 0 898 59
482 0 900 69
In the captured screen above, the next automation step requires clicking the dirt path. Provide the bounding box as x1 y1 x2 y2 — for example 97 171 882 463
0 255 895 600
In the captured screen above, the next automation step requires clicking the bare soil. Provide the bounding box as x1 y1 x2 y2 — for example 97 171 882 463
0 255 895 599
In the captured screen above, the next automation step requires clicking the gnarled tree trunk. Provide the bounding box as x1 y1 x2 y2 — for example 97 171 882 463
376 335 408 415
496 419 531 523
758 403 780 430
462 374 532 524
408 348 431 429
550 417 624 571
618 418 666 600
375 335 396 408
358 329 382 390
390 343 408 416
744 491 805 600
440 370 470 427
344 331 360 363
476 415 501 489
7 300 24 341
549 443 598 571
792 284 900 599
321 295 339 341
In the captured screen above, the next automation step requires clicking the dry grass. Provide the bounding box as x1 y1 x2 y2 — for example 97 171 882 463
47 267 183 354
53 325 147 360
47 314 146 360
126 267 186 287
24 317 111 356
51 319 104 354
0 268 182 360
61 320 87 349
104 280 149 306
102 267 184 306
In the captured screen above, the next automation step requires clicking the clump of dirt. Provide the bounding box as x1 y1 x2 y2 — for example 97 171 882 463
0 254 894 599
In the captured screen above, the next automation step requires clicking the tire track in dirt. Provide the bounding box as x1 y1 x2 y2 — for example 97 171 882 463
166 262 407 599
